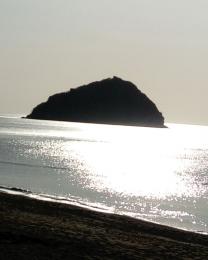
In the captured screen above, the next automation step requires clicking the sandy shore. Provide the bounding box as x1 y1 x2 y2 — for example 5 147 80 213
0 192 208 259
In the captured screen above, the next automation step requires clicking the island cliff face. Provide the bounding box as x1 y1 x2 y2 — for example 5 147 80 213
26 77 165 127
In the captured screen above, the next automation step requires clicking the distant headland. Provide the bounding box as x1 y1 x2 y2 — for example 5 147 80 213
26 77 165 128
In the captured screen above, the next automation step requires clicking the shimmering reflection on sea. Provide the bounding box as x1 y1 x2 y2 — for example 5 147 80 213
0 116 208 233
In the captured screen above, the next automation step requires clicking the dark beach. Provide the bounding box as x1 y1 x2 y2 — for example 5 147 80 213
0 192 208 259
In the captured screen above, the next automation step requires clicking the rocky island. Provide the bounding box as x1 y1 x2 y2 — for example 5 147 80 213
26 77 165 128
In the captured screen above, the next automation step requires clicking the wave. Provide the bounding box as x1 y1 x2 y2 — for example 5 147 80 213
0 185 113 214
0 160 70 171
0 185 31 194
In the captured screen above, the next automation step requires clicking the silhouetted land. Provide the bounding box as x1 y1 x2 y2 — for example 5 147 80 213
26 77 165 127
0 192 208 260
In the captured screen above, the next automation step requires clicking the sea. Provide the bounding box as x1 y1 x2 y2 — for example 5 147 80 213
0 115 208 234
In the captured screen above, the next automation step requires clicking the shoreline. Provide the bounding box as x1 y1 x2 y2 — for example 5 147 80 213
0 186 207 236
0 192 208 259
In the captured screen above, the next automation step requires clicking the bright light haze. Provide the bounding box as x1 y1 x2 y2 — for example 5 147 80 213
1 0 208 125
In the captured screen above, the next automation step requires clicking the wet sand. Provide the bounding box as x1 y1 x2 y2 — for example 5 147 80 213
0 191 208 259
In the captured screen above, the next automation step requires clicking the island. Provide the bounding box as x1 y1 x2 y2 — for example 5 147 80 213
26 77 165 128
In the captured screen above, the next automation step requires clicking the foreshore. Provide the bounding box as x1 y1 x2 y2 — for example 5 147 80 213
0 191 208 259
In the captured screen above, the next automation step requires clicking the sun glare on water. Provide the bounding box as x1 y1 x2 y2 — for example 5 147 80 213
62 123 206 199
1 117 208 232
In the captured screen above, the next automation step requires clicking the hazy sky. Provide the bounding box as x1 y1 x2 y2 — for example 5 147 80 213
1 0 208 125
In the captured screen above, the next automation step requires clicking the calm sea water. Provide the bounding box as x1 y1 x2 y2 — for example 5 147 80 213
0 115 208 234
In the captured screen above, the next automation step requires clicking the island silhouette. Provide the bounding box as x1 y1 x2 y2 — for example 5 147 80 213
26 77 165 128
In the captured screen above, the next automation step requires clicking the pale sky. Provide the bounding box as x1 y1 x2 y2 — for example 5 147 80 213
1 0 208 125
